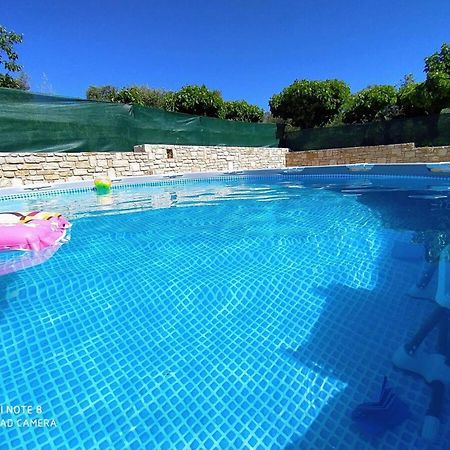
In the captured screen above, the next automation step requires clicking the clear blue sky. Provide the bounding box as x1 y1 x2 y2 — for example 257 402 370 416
3 0 450 110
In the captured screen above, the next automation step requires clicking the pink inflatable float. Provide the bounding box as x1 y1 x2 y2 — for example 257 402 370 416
0 211 70 251
0 211 71 274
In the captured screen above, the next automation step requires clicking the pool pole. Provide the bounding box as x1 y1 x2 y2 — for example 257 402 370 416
393 240 450 443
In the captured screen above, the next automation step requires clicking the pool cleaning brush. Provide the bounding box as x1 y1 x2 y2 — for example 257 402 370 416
351 376 410 437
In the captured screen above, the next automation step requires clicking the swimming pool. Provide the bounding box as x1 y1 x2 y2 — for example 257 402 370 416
0 170 449 449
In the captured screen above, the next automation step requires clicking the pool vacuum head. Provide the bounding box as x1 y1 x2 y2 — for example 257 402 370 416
351 376 410 436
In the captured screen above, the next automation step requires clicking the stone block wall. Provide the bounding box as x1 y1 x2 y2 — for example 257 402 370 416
0 145 289 188
134 144 288 174
0 152 154 187
3 142 450 188
286 143 450 166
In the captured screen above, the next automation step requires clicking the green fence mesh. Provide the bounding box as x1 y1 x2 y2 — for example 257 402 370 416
0 88 280 152
283 113 450 151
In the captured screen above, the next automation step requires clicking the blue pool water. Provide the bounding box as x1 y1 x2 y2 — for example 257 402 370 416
0 174 449 449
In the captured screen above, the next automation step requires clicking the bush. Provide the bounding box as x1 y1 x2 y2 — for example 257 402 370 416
171 84 224 118
269 79 350 129
222 100 264 122
86 85 117 102
114 85 170 109
342 85 397 124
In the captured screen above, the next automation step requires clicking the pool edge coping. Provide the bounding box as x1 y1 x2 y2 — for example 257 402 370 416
1 162 450 200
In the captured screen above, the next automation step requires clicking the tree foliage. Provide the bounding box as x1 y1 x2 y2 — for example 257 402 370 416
170 84 224 118
0 25 28 90
162 91 177 112
397 44 450 117
342 85 398 124
269 80 350 128
85 83 263 122
424 43 450 113
269 43 449 128
86 85 117 102
115 85 170 109
397 76 432 117
86 84 170 109
222 100 264 122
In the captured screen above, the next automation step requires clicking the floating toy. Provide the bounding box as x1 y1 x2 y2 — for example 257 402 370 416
94 177 112 195
0 211 71 252
351 376 410 437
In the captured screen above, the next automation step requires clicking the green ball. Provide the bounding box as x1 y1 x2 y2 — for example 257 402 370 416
95 185 111 195
94 178 112 195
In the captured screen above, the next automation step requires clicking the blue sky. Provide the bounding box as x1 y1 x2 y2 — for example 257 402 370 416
3 0 450 110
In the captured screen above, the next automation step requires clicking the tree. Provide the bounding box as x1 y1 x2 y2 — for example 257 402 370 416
424 43 450 113
222 100 264 122
269 79 350 129
170 85 224 118
397 76 432 117
396 44 450 117
0 25 28 90
342 85 397 124
86 85 117 102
